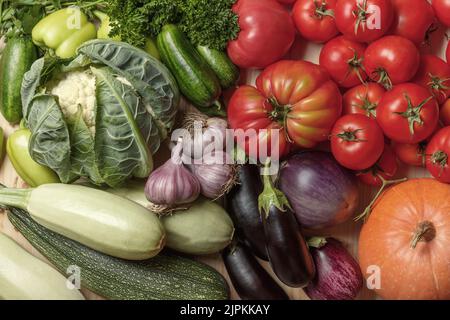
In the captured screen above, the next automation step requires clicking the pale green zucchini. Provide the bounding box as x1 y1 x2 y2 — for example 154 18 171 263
0 184 165 260
0 232 84 300
109 181 234 255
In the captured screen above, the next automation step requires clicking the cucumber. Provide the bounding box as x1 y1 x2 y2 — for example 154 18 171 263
197 46 239 89
0 184 165 260
157 25 222 108
0 232 84 300
0 37 37 123
7 206 230 300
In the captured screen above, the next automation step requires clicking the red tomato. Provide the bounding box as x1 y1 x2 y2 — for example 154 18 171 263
335 0 394 43
441 99 450 126
228 60 342 160
363 36 420 89
293 0 339 43
426 126 450 183
447 41 450 64
389 0 435 46
343 83 385 117
377 83 439 143
278 0 297 4
413 55 450 104
227 0 296 69
432 0 450 27
393 141 428 167
330 114 385 170
358 145 398 186
319 36 367 88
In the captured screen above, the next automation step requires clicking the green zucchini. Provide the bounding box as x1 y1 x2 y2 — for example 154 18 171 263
157 25 222 108
197 46 239 89
0 184 165 260
0 37 37 123
7 206 229 300
0 232 84 300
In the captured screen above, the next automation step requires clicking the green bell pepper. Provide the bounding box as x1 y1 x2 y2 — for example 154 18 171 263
7 129 60 187
32 8 97 59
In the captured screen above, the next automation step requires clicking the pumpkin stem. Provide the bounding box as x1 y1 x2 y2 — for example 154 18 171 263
411 221 436 249
355 175 408 222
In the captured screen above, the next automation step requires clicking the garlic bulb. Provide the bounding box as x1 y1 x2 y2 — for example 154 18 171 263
189 151 238 199
145 142 200 206
181 112 228 159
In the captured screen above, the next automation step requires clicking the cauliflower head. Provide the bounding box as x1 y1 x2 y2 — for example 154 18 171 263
49 70 96 135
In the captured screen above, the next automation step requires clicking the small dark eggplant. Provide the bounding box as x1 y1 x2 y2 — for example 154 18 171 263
226 165 268 260
222 241 289 300
258 169 316 288
305 237 363 300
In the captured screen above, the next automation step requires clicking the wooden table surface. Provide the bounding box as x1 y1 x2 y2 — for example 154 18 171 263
0 26 448 300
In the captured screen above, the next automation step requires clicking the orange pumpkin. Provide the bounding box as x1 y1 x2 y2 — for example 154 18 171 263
358 179 450 300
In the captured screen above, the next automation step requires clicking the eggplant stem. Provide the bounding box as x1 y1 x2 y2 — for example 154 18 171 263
257 159 292 218
307 237 327 248
354 176 408 222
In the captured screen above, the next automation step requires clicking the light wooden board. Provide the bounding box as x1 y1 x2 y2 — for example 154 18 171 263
0 25 448 300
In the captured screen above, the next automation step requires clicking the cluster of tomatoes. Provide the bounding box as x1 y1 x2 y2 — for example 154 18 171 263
228 0 450 185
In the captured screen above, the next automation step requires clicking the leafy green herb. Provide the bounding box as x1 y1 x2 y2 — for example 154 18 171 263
179 0 239 50
106 0 239 50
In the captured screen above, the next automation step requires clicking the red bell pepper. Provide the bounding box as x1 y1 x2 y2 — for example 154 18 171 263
227 0 296 69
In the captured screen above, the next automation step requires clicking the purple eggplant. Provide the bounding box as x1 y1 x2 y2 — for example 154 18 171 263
258 167 315 288
305 237 363 300
226 165 268 261
279 151 359 230
223 241 289 300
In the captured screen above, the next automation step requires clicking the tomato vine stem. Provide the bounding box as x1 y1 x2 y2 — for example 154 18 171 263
355 175 408 222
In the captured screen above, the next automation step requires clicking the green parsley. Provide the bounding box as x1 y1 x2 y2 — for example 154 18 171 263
106 0 239 50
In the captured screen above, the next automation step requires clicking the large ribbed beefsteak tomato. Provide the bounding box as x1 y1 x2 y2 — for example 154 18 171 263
228 60 342 159
359 179 450 300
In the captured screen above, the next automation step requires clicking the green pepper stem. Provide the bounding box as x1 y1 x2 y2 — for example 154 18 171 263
257 159 292 218
0 188 32 210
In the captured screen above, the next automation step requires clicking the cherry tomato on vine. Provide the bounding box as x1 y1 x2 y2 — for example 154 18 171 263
358 145 398 186
413 55 450 104
343 83 385 118
441 99 450 126
426 126 450 183
363 36 420 89
377 83 439 144
334 0 394 43
319 36 367 88
393 141 428 167
432 0 450 27
293 0 339 43
331 114 385 170
389 0 435 46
